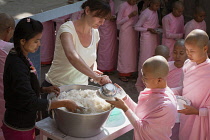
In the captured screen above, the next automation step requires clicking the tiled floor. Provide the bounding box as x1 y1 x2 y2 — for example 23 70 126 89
40 65 139 140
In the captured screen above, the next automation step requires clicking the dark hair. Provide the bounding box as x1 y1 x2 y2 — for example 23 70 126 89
13 18 43 56
81 0 111 18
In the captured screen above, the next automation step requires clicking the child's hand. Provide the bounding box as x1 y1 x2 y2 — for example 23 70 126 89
147 28 157 34
128 11 138 18
178 104 199 115
106 97 129 112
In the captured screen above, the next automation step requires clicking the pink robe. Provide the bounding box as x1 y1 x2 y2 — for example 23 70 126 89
184 19 206 38
53 14 72 32
0 40 13 140
135 8 159 89
124 87 177 140
167 61 184 88
40 21 56 64
162 13 184 61
71 10 83 21
117 2 138 74
177 59 210 140
97 0 118 72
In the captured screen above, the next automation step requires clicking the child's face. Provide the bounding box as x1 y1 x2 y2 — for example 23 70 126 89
141 67 158 89
172 7 184 17
185 43 208 64
150 2 160 11
194 11 206 22
173 45 187 66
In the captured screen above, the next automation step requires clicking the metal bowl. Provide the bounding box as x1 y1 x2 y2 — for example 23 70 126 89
48 85 113 138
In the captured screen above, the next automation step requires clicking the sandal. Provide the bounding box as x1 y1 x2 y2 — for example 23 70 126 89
119 76 129 82
68 0 74 4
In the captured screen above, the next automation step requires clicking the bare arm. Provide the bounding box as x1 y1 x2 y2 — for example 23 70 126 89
61 33 98 80
60 32 111 85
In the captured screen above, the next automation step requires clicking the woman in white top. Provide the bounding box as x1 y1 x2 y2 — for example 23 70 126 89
44 0 112 86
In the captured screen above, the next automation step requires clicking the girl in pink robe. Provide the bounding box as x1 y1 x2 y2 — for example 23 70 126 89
162 1 184 61
172 30 210 140
117 0 138 82
184 7 206 38
97 0 118 73
166 39 187 140
167 39 187 88
135 0 160 91
0 13 15 140
107 56 177 140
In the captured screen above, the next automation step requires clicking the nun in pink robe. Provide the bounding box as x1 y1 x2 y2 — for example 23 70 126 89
0 40 13 140
162 13 184 61
97 0 118 73
184 19 206 38
123 87 177 140
40 21 56 65
134 7 160 90
172 59 210 140
167 61 183 88
116 0 138 78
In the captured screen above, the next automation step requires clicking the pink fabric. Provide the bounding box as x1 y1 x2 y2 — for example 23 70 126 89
167 61 184 88
40 21 56 64
177 59 210 140
53 14 72 32
71 10 83 21
116 2 138 73
135 8 159 88
171 123 180 140
162 13 184 61
1 123 35 140
184 19 206 38
97 0 118 72
0 40 13 140
124 87 177 140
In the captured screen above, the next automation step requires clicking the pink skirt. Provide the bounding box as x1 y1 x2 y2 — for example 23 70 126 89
1 123 35 140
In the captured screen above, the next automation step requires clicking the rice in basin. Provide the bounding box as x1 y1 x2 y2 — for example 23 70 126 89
52 89 112 114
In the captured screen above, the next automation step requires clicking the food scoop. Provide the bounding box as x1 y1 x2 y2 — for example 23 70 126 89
96 83 126 101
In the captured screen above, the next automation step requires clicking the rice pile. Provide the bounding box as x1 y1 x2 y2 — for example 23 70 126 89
52 89 112 114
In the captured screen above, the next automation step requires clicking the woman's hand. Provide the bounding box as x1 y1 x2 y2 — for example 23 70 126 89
97 75 112 85
42 86 60 96
106 97 129 112
178 104 199 115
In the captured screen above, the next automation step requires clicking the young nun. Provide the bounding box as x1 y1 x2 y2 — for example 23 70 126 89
172 29 210 140
97 0 118 75
167 39 187 88
162 1 184 61
107 56 177 140
135 0 161 90
117 0 138 82
0 13 15 140
155 45 170 61
184 6 206 38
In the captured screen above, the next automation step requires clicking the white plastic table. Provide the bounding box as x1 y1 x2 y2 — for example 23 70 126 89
36 109 133 140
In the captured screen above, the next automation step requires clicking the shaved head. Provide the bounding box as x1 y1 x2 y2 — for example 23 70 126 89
173 1 184 9
143 56 169 78
0 13 15 34
194 6 205 15
151 0 160 4
174 39 185 48
185 29 209 48
155 45 170 60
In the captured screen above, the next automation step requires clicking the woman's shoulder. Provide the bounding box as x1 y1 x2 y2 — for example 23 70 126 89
59 21 75 33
